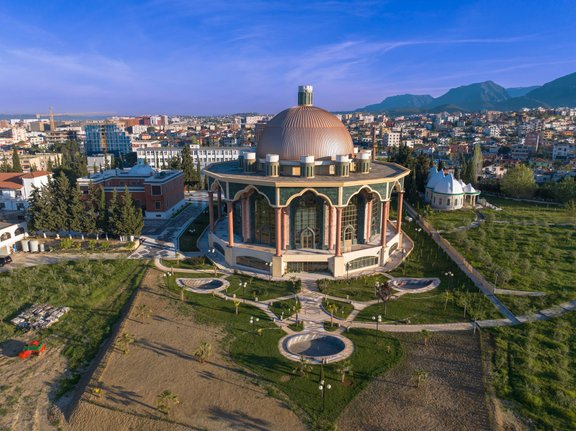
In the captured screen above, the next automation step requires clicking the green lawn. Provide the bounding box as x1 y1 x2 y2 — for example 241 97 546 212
487 312 576 431
166 275 403 430
425 208 476 231
317 274 389 301
269 298 300 319
178 208 211 251
161 256 215 271
322 298 354 319
356 292 469 324
442 197 576 314
0 259 148 395
225 274 297 301
318 220 501 323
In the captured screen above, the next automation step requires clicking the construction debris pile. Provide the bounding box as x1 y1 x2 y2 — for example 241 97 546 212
10 304 70 330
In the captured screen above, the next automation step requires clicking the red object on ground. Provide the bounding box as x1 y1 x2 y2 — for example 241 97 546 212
18 341 46 359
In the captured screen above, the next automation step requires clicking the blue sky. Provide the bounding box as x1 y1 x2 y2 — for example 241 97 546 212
0 0 575 115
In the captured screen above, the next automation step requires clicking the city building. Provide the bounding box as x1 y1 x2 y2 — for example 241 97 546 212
0 172 51 211
84 124 132 156
552 143 576 160
383 131 401 147
0 221 26 255
203 86 410 277
77 162 185 219
136 146 253 170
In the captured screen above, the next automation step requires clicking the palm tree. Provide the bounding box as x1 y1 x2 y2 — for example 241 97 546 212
293 356 312 378
443 291 454 310
115 332 135 354
134 304 152 323
156 390 180 415
421 329 432 348
193 342 212 363
326 302 338 327
336 359 354 383
414 368 428 388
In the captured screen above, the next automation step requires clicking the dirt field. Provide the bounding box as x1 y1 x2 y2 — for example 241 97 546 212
0 339 65 431
66 269 306 431
338 331 491 431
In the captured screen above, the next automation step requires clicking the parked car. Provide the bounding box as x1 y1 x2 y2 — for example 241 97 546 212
0 255 13 266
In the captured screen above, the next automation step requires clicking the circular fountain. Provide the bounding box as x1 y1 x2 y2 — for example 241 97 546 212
177 278 228 293
279 332 353 364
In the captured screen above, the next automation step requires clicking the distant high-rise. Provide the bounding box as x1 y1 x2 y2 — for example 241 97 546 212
84 124 131 156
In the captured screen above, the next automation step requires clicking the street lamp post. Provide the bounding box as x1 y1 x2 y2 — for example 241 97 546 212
318 380 331 412
249 316 260 337
444 271 454 289
239 281 247 298
346 262 350 279
266 262 273 281
372 314 382 331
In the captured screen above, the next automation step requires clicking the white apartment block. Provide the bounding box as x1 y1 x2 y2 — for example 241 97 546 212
136 146 253 169
383 132 401 147
552 143 576 160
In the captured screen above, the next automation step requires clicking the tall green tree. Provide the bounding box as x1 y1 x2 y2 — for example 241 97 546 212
49 172 72 234
67 185 85 236
53 140 88 184
468 144 483 186
11 148 23 172
110 187 144 239
181 144 195 191
27 185 53 236
500 164 536 198
0 153 10 172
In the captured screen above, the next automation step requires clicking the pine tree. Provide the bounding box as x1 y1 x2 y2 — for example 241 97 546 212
12 148 23 172
112 187 144 239
181 144 195 191
47 158 54 172
468 144 483 186
1 153 10 172
49 172 72 234
27 185 53 235
108 190 120 237
67 185 85 236
195 158 202 189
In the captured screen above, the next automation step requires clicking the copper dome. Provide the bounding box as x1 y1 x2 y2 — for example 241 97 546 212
256 105 354 162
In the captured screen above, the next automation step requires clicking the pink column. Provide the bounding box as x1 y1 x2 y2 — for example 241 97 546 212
227 201 234 247
208 191 215 232
275 208 281 257
328 206 334 250
335 207 343 257
381 201 389 246
397 191 404 236
282 208 288 250
365 199 372 243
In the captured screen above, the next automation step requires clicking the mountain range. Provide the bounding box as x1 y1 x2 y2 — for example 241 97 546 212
356 72 576 113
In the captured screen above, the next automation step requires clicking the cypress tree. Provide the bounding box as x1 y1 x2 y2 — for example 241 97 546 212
49 172 71 234
108 190 120 237
469 144 483 186
181 144 195 191
27 185 53 236
12 148 23 172
67 185 85 236
113 187 144 239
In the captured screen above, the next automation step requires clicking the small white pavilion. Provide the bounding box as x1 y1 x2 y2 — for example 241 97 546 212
424 166 480 210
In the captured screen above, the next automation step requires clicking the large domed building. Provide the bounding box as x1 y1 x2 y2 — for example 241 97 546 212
204 86 410 277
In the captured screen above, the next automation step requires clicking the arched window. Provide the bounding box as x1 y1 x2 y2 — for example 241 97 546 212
370 200 380 238
1 232 11 241
341 195 359 244
253 194 275 246
300 227 315 249
292 191 322 250
14 227 25 236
